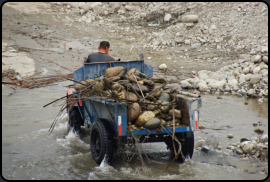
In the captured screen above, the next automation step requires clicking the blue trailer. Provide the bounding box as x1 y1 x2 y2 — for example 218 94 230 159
67 60 202 165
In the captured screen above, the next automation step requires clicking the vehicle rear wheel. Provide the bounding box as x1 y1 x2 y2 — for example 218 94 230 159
90 119 114 165
68 106 83 134
165 131 194 163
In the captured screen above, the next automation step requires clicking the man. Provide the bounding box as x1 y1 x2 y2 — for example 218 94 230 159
85 41 116 63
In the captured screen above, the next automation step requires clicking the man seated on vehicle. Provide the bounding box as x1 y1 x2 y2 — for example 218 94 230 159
85 41 117 63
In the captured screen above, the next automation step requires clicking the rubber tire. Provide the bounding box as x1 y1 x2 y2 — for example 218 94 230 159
90 119 114 165
68 106 83 134
165 131 194 163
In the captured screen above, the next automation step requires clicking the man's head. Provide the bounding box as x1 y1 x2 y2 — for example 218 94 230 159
98 41 110 54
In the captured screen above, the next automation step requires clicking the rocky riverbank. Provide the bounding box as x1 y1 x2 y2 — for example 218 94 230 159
49 2 268 100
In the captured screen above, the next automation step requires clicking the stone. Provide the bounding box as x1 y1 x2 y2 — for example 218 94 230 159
245 73 252 81
261 46 268 53
103 66 125 78
127 103 141 123
140 12 147 18
168 109 181 119
262 56 268 64
135 111 155 126
195 140 205 149
240 138 250 143
250 74 261 84
118 91 138 101
227 133 234 138
164 13 172 22
125 5 133 11
208 80 226 89
201 146 210 153
184 39 191 45
144 118 161 129
181 15 199 23
130 83 149 93
254 128 264 135
242 67 250 74
254 55 262 63
228 78 238 86
127 68 140 76
158 63 168 70
259 134 268 143
236 148 244 155
240 141 257 154
160 102 171 114
198 73 209 80
180 80 192 89
253 66 261 74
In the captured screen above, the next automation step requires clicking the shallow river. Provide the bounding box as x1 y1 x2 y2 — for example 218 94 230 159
2 81 268 180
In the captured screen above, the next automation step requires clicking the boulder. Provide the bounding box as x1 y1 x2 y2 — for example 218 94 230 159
103 66 125 78
250 74 261 85
195 140 205 149
242 67 250 74
227 133 234 138
160 102 171 114
198 70 210 76
198 73 209 80
159 91 171 102
127 103 141 123
180 80 192 89
245 73 253 81
144 118 161 129
240 141 257 154
168 109 181 119
228 78 238 86
127 68 140 76
254 55 262 63
181 15 199 23
125 5 133 11
208 80 226 89
135 111 155 126
262 56 268 64
253 66 261 74
164 13 172 22
158 63 168 70
118 91 138 101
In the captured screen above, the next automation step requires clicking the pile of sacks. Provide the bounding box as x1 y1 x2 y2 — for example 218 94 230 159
74 66 184 130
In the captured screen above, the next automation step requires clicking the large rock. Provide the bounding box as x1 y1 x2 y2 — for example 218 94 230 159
198 82 208 92
198 70 210 76
238 74 246 83
250 74 261 84
144 118 161 129
127 103 141 123
164 13 172 22
103 66 125 78
158 63 168 70
228 78 238 86
125 5 133 11
168 109 181 119
208 81 226 89
118 91 138 101
180 80 192 89
195 140 205 149
245 73 253 81
254 55 262 63
262 56 268 64
198 73 209 80
159 91 171 102
242 67 250 74
135 111 155 126
240 141 257 154
253 66 261 74
181 15 199 23
160 101 171 114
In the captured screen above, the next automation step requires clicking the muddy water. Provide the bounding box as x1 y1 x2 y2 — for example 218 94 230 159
2 82 268 180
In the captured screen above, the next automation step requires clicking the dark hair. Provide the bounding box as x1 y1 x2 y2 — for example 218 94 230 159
99 41 110 49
